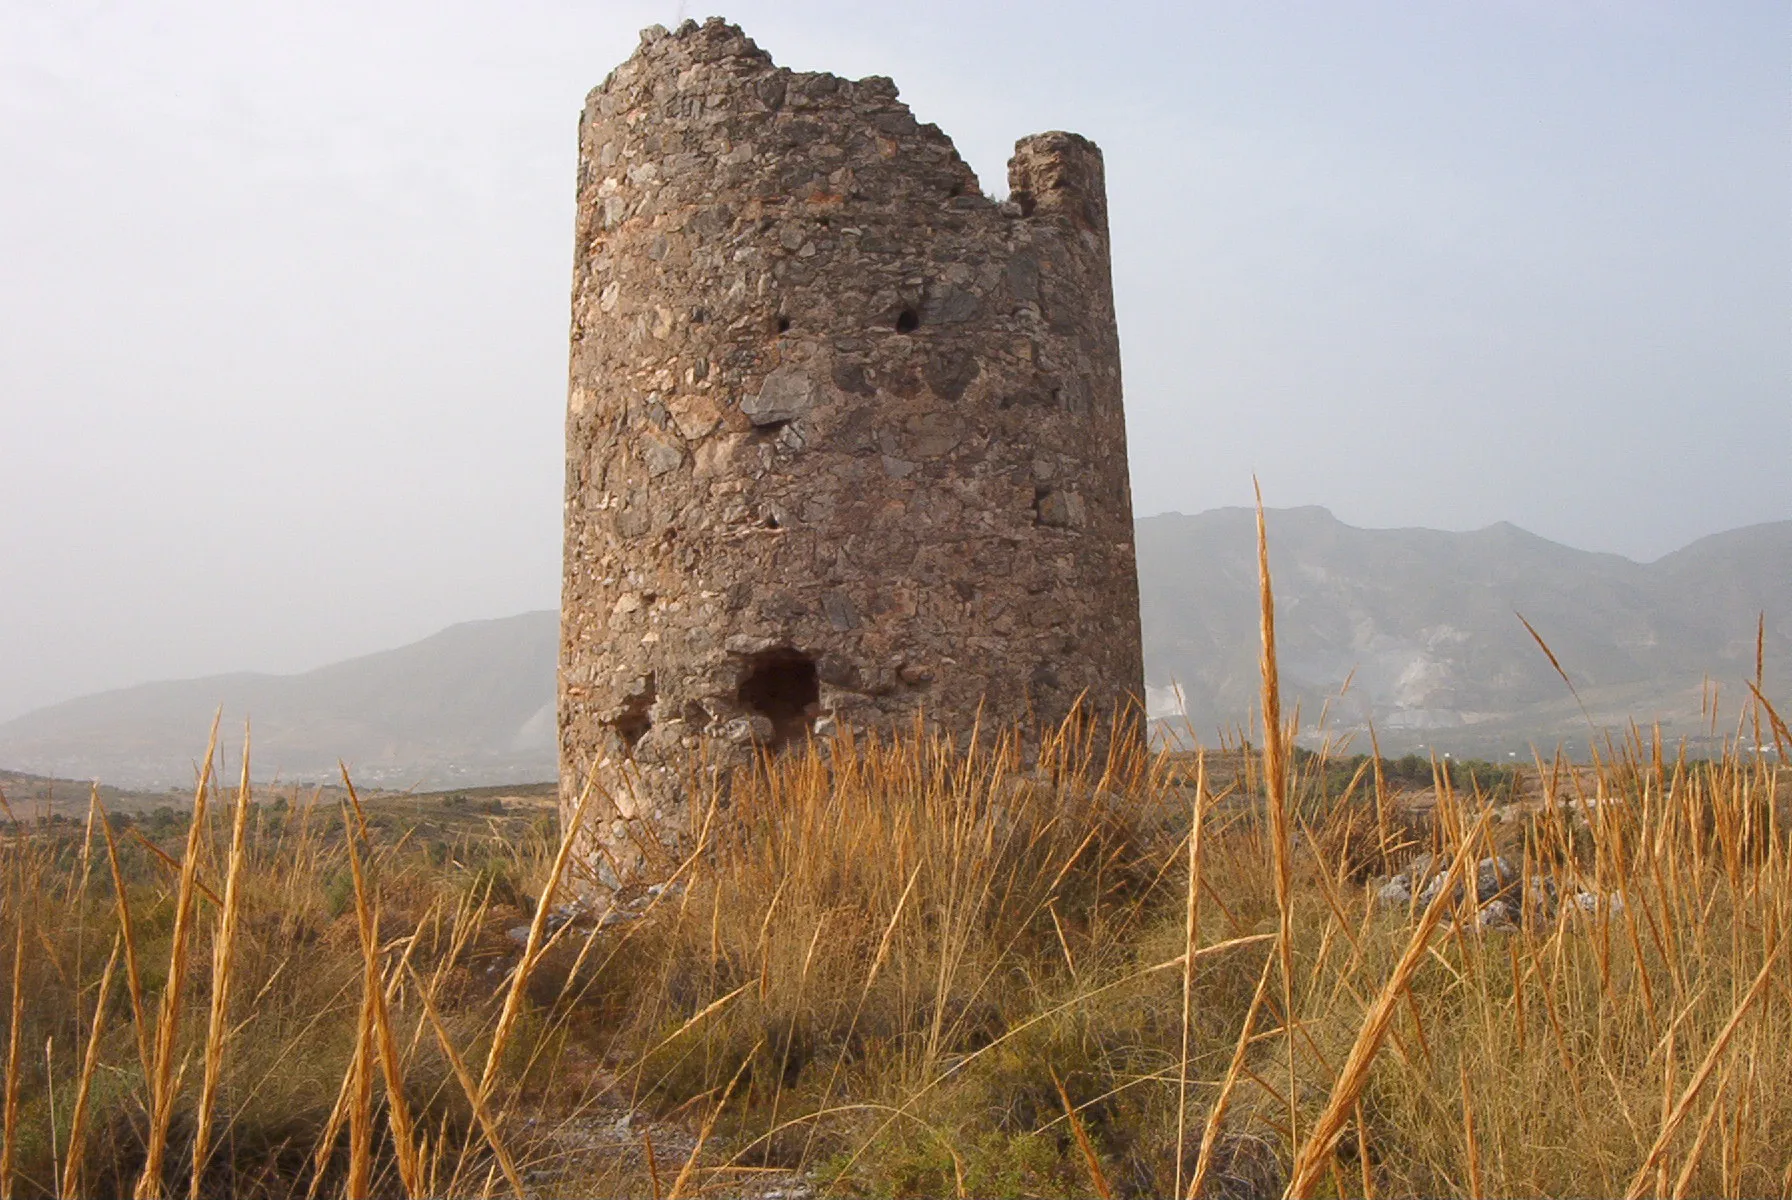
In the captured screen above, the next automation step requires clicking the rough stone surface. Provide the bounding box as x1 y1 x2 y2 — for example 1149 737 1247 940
1473 899 1518 932
559 20 1143 886
1379 853 1572 929
1412 854 1522 909
1473 855 1519 904
1374 877 1413 909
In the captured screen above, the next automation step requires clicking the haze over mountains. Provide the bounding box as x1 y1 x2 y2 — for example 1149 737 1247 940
1140 509 1789 757
0 614 560 788
1 509 1784 787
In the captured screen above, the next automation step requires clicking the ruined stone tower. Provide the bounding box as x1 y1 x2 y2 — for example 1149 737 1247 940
560 19 1143 883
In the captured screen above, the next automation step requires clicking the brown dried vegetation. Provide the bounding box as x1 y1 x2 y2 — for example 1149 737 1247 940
0 534 1788 1197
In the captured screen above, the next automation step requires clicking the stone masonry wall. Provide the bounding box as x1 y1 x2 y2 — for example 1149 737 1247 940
560 19 1143 886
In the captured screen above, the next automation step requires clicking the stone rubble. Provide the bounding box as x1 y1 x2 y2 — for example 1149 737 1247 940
1372 851 1627 932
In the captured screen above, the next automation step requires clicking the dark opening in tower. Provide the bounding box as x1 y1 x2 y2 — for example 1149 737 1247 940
608 674 655 756
737 649 820 750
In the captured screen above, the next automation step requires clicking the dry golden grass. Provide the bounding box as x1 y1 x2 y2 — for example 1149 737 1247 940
0 703 1787 1197
0 521 1787 1196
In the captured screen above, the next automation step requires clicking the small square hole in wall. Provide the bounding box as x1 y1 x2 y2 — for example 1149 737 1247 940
737 649 819 748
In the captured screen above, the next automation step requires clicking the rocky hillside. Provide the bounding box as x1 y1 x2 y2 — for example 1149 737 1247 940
1 512 1784 784
1138 509 1790 753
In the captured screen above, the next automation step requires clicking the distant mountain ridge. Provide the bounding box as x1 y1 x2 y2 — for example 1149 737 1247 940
1139 509 1789 753
0 613 559 787
1 511 1784 785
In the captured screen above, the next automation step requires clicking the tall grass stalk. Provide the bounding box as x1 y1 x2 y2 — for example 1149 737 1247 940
1174 751 1206 1200
98 802 153 1088
134 716 218 1200
1286 815 1489 1198
342 801 421 1198
58 937 118 1199
410 966 525 1197
1254 484 1299 1159
189 729 251 1198
3 907 24 1200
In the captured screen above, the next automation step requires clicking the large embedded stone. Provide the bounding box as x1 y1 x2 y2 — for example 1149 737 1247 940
1036 489 1088 529
740 367 817 426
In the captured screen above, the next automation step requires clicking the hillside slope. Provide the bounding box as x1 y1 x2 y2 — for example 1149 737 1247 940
1137 509 1789 751
0 613 559 787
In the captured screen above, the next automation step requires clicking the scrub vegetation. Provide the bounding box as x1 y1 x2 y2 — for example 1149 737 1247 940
1 521 1787 1199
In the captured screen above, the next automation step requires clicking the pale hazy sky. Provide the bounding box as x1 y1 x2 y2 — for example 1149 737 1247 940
1 0 1786 722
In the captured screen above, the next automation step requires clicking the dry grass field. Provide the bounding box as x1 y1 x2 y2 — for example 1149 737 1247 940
1 521 1787 1198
